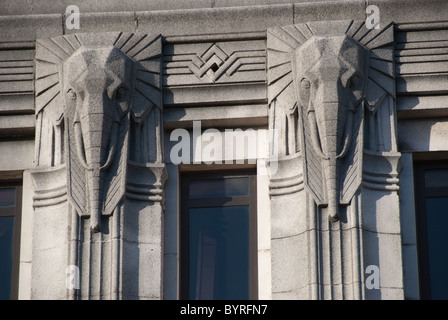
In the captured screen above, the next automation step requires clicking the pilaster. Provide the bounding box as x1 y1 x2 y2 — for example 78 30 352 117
267 20 403 299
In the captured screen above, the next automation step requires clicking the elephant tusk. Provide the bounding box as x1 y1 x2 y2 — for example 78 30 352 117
308 110 329 160
336 110 354 159
100 120 120 171
74 120 91 170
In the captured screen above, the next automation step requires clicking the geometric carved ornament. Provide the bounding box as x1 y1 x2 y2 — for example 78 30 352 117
188 42 265 83
267 20 395 221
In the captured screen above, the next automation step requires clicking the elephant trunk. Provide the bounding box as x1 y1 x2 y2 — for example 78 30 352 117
311 101 351 222
325 156 339 222
77 94 115 232
88 169 101 232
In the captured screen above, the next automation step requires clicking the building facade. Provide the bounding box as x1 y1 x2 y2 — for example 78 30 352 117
0 0 447 300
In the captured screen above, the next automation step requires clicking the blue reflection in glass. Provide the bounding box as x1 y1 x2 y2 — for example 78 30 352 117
425 170 448 188
425 197 448 299
0 189 15 207
189 178 249 199
0 216 14 300
189 206 249 300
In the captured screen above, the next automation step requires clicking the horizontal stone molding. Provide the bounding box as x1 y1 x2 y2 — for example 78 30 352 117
396 23 448 98
163 79 266 107
362 150 401 191
127 161 167 206
30 164 67 208
268 153 303 195
269 174 304 196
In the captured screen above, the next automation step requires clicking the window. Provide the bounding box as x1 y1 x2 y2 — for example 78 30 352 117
180 170 257 300
414 162 448 299
0 183 22 300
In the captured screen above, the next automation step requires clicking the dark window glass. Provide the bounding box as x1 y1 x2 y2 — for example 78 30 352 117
425 170 448 188
189 178 249 199
181 171 257 300
189 206 249 300
415 163 448 299
425 197 448 299
0 189 15 207
0 216 15 300
0 184 22 300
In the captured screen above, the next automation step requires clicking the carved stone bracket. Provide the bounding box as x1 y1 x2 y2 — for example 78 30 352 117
362 150 401 192
31 164 67 208
126 161 168 208
268 153 304 197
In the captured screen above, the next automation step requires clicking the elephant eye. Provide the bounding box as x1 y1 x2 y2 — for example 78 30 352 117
301 78 311 89
349 75 361 88
115 86 128 100
67 89 77 101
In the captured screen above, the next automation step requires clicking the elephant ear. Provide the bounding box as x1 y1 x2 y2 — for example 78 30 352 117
267 24 316 157
364 43 395 113
35 34 89 215
267 24 316 107
339 102 363 205
112 33 163 124
67 111 89 216
35 34 87 116
299 105 327 205
340 21 395 203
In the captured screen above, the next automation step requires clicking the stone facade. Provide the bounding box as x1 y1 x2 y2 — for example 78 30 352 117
0 0 447 300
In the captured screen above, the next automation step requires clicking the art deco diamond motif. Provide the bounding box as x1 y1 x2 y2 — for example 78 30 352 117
188 43 258 82
189 44 228 81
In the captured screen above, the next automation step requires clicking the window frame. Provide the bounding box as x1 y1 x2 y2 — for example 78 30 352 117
0 181 22 300
179 169 258 300
414 161 448 300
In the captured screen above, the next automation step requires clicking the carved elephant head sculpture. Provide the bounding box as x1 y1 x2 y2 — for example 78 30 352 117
34 32 163 231
292 36 368 220
267 21 395 221
63 46 135 231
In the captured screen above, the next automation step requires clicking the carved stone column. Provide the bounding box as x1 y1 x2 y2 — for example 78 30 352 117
30 32 166 299
267 20 403 299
